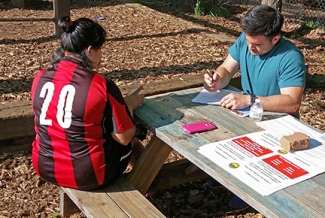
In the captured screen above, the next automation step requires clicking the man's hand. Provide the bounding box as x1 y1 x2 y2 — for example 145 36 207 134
220 93 251 110
203 72 221 92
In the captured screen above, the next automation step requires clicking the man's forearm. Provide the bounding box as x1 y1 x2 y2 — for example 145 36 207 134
257 94 301 115
215 67 232 89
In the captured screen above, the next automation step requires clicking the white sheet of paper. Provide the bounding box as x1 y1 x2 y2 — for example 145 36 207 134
192 88 241 105
256 115 325 169
192 88 250 117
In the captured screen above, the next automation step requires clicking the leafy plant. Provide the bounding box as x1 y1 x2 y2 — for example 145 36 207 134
306 20 319 28
305 20 325 29
208 0 232 18
194 0 201 17
49 212 60 218
198 0 232 18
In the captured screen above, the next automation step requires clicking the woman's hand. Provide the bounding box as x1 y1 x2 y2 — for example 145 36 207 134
124 85 145 112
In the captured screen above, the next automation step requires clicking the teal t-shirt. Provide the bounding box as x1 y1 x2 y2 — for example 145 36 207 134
229 32 306 96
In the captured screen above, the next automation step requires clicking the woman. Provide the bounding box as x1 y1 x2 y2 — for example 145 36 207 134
31 16 144 190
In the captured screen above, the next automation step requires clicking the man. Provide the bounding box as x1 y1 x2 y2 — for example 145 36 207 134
203 5 306 210
204 5 306 117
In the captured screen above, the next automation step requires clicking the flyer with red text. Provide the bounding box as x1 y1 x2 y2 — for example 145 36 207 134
198 127 325 196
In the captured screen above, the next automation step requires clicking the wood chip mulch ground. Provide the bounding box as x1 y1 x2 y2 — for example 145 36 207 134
1 0 325 217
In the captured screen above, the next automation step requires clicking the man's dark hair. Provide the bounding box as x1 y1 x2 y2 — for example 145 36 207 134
58 16 106 69
240 5 284 38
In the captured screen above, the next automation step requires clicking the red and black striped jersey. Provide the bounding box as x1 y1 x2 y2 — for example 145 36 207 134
31 57 134 190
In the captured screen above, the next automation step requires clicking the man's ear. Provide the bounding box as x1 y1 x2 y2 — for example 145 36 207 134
272 35 281 44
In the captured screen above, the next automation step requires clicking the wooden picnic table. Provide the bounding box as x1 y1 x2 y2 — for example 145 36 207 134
130 86 325 218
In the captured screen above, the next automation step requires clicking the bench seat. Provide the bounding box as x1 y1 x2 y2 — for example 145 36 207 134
60 177 165 218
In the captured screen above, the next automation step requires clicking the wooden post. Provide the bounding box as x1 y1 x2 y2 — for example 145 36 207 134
53 0 70 38
261 0 283 12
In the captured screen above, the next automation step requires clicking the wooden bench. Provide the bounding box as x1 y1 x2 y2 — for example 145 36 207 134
60 158 209 217
60 176 165 217
0 74 241 144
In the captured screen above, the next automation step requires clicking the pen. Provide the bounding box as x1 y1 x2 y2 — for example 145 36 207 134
211 71 220 83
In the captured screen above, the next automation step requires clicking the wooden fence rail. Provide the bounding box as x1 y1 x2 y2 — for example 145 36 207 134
0 0 70 37
0 18 54 21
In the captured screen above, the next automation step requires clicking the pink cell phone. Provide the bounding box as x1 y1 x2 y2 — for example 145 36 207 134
182 121 217 134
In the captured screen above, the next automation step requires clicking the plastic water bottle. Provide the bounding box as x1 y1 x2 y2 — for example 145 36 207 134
249 99 263 122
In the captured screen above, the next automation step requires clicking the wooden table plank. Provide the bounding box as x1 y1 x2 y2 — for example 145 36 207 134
311 174 325 188
170 87 263 135
134 87 325 218
285 180 325 215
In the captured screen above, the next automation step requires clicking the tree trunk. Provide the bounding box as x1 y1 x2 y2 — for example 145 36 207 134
261 0 282 12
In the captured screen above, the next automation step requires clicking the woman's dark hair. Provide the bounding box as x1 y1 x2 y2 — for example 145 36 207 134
240 5 284 38
58 16 106 69
51 47 64 66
